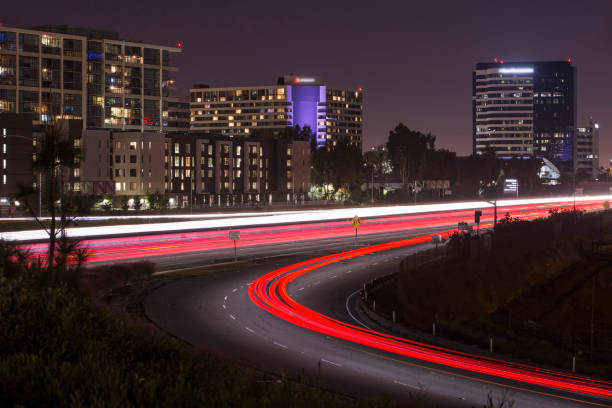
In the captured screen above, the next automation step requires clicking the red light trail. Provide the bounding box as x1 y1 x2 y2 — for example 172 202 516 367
247 202 612 402
19 200 604 264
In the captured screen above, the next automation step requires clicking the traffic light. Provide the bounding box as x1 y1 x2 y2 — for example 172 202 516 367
475 210 482 224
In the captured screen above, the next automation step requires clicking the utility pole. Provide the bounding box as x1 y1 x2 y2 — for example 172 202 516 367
370 166 374 204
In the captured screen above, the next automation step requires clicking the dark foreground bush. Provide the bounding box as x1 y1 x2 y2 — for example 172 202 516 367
0 275 386 408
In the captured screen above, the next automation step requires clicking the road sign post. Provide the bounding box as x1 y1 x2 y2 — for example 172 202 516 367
474 210 482 235
229 230 240 262
350 215 362 245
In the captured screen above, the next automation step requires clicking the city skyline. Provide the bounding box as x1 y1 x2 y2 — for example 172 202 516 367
2 0 610 166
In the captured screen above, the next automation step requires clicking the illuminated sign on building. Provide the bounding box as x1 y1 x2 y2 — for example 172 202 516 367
498 68 534 74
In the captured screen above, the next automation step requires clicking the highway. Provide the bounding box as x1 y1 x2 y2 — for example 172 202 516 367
136 199 612 407
18 198 608 266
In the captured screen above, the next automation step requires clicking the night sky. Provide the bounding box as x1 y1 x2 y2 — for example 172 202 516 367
3 1 611 165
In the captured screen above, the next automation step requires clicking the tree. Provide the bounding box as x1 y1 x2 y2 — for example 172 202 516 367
147 191 169 210
17 120 84 274
363 149 386 202
328 137 363 200
455 150 503 198
310 144 333 199
418 148 456 182
311 138 363 201
503 157 542 194
386 123 435 189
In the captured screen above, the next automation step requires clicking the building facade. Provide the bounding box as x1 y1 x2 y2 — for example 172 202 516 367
111 131 167 196
0 113 36 206
166 133 310 207
189 75 363 147
575 119 599 179
473 60 576 171
0 25 182 132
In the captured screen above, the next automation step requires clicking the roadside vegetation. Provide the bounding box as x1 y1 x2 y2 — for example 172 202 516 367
387 210 612 377
0 243 396 407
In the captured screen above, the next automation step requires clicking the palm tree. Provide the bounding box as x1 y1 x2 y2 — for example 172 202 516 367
18 120 81 273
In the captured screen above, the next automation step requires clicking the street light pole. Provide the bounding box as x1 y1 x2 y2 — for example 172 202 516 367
370 167 374 204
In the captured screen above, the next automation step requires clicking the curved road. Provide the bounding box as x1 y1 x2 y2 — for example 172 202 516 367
144 225 611 407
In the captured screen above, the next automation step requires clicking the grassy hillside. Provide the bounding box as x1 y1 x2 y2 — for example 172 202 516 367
394 210 612 376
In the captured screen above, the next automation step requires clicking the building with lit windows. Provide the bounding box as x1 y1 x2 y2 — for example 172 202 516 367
0 113 36 210
575 119 599 179
111 131 168 196
166 133 310 207
473 60 576 171
190 75 363 147
0 24 182 132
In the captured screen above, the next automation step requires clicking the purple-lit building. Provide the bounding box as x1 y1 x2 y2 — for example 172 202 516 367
189 75 363 148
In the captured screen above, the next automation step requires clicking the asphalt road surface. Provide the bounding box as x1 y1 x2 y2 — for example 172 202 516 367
144 226 611 407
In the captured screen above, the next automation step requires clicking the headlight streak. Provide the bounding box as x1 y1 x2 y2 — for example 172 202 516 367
248 223 612 400
3 196 611 242
16 201 606 265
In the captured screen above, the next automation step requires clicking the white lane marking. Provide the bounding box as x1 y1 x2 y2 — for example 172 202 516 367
224 295 228 301
245 326 255 333
394 380 421 390
273 341 288 349
229 314 236 320
298 287 305 291
315 281 321 285
330 275 337 279
345 289 373 330
321 358 341 367
232 288 238 293
222 304 226 309
346 270 352 274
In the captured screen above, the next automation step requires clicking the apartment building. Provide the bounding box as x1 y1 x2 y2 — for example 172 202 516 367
190 75 363 148
111 131 167 196
0 24 182 132
166 133 310 207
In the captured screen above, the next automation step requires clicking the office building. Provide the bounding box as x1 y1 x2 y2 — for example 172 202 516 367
0 24 182 132
189 75 363 147
575 119 599 179
473 60 576 171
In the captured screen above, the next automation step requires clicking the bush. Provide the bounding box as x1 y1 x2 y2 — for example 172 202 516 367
0 274 388 408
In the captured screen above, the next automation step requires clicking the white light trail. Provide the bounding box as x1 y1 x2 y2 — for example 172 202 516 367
1 195 610 242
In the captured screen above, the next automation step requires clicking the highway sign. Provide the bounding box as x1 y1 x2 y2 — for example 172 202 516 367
229 231 240 241
350 215 362 228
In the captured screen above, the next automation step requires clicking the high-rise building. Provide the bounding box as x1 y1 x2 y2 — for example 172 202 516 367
473 60 576 171
575 118 599 179
189 75 363 147
0 25 182 132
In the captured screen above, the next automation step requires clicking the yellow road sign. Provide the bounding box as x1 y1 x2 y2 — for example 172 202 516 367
350 215 362 228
